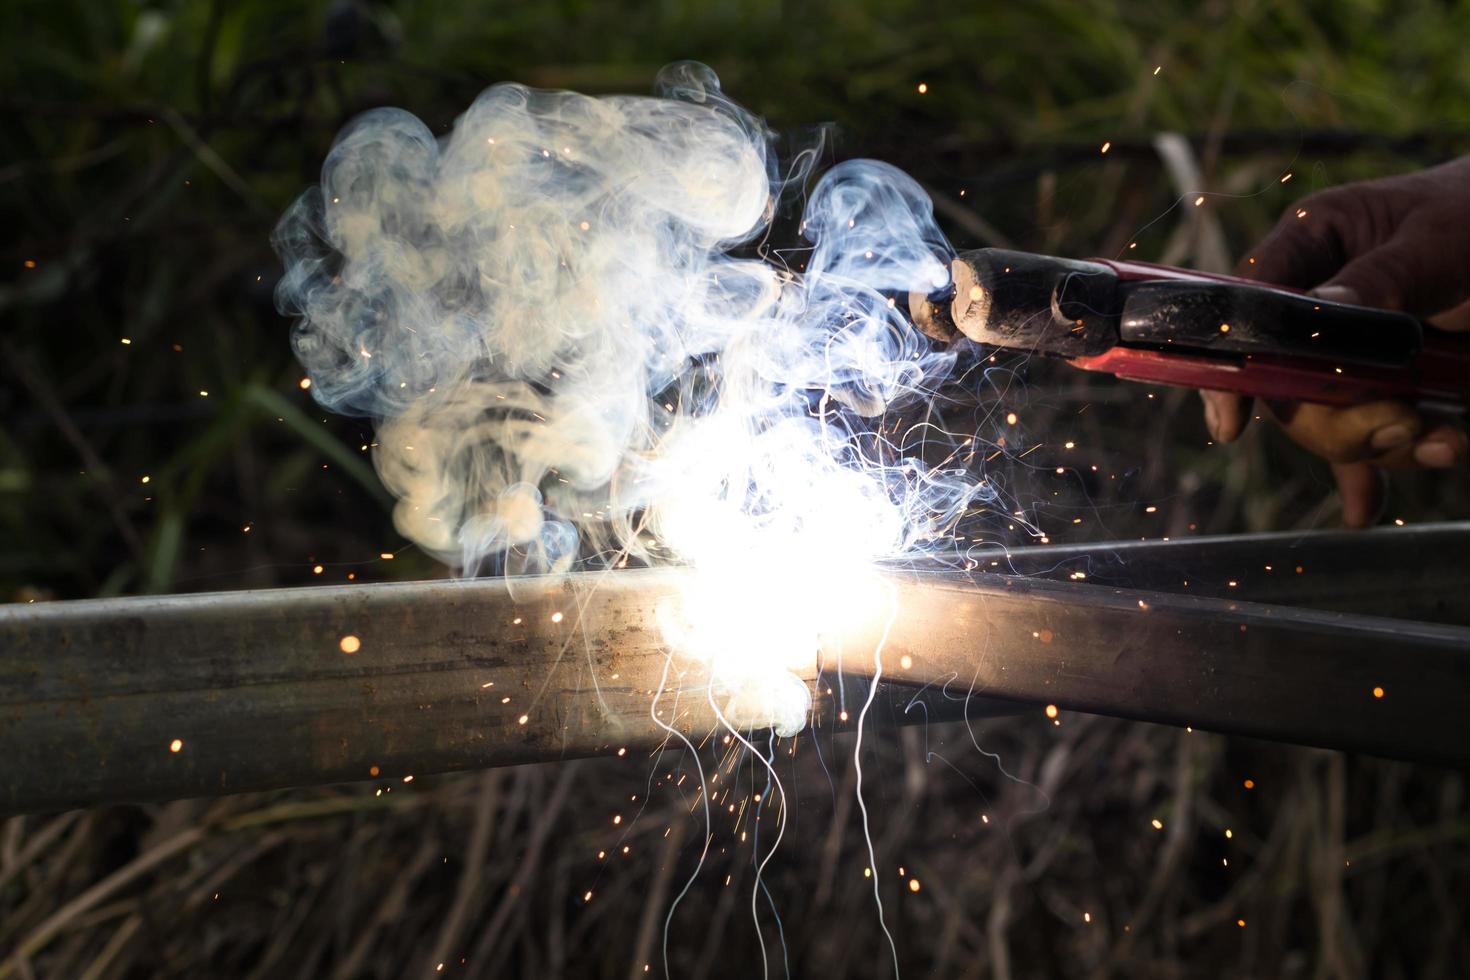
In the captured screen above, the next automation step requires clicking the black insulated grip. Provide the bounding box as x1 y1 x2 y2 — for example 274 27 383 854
1117 281 1423 367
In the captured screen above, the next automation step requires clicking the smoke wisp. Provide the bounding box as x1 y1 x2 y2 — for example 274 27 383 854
275 61 997 735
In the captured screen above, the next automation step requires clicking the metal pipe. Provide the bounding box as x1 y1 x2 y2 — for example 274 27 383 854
961 522 1470 625
861 572 1470 770
3 529 1468 814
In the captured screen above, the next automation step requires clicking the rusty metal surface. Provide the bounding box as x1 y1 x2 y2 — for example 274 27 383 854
3 527 1469 814
0 570 709 814
0 569 991 815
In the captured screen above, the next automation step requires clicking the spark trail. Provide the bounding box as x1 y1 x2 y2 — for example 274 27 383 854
275 60 1018 976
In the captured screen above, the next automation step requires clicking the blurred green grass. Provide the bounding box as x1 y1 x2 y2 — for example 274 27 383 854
3 8 1469 980
2 0 1468 600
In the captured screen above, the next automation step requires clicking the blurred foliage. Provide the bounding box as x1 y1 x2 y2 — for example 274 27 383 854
3 4 1470 979
4 0 1470 599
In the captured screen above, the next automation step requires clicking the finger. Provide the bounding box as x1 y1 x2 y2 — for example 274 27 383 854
1330 421 1466 469
1315 231 1470 316
1427 296 1470 332
1325 422 1468 530
1330 461 1384 528
1264 399 1422 464
1409 423 1469 469
1235 191 1356 287
1200 389 1249 442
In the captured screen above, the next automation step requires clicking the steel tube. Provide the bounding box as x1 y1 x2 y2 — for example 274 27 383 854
960 522 1470 625
3 530 1468 814
859 572 1470 770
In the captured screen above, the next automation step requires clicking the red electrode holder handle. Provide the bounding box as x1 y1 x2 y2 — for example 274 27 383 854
1070 258 1470 409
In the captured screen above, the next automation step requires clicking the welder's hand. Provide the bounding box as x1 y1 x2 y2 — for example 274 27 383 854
1201 155 1470 527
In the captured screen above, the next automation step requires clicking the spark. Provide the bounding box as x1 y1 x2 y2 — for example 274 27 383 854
1243 778 1255 790
908 878 921 893
140 475 151 484
1044 704 1059 719
379 552 395 560
299 377 312 389
169 738 183 753
1225 828 1233 838
1151 818 1164 830
273 74 1052 938
1100 141 1111 154
1153 65 1162 75
1296 208 1309 218
1194 195 1205 207
1372 686 1384 699
339 634 362 654
121 337 132 345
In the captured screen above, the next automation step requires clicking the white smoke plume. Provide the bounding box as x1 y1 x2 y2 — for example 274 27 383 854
275 61 995 734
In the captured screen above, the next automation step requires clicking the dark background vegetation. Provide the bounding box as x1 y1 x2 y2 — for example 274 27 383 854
2 1 1468 977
